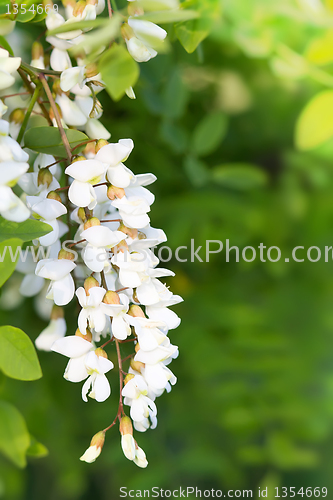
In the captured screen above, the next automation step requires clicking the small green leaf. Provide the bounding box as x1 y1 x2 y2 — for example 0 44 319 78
295 90 333 150
163 69 189 119
24 127 88 156
192 112 228 157
0 401 30 468
16 0 37 22
0 238 22 287
0 326 42 381
0 34 14 55
0 217 52 243
70 15 122 57
98 44 139 101
212 163 268 190
27 436 49 458
136 9 199 23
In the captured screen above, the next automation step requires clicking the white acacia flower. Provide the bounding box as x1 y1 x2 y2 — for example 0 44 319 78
111 186 155 228
128 317 167 351
65 159 106 208
80 225 126 273
35 258 76 306
146 294 183 330
95 139 134 188
27 196 67 246
76 286 116 334
55 93 87 126
81 350 114 402
0 48 21 90
35 317 67 352
122 374 157 425
80 431 105 463
103 293 131 340
50 47 72 71
125 18 166 63
52 334 93 382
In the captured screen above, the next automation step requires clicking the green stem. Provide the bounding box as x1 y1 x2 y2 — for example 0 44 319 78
17 84 41 145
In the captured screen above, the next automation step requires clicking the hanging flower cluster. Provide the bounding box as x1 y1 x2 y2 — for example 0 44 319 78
0 0 183 468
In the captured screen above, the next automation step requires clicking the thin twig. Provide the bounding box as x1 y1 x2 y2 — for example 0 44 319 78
68 239 86 248
17 84 41 144
17 68 52 125
71 138 96 152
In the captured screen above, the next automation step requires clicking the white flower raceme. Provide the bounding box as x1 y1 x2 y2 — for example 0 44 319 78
81 349 114 402
80 224 126 273
55 93 87 126
65 158 106 208
35 257 76 306
95 139 134 188
120 416 148 467
125 18 167 63
102 291 131 340
111 186 155 228
146 294 183 330
0 48 21 90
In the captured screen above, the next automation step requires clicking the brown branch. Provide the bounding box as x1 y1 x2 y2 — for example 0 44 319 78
68 239 86 248
17 68 52 125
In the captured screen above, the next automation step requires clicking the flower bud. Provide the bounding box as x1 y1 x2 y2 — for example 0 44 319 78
107 184 125 200
118 222 137 239
128 304 145 318
103 290 120 305
75 327 93 342
47 190 62 203
113 241 129 254
32 41 44 62
135 342 140 353
72 155 86 163
83 141 96 158
58 248 75 260
50 304 64 320
121 22 135 41
124 373 135 385
95 347 108 359
127 1 144 16
73 0 86 16
84 217 100 230
78 207 87 223
130 358 145 373
95 139 109 153
85 62 99 79
80 430 105 463
38 168 53 188
52 79 66 96
120 417 136 461
119 415 133 436
84 276 99 295
138 231 146 240
9 108 25 125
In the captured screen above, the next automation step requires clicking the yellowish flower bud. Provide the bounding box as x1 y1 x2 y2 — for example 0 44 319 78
118 222 138 239
75 327 93 342
95 347 108 359
121 23 135 41
58 248 75 260
95 139 109 153
119 416 133 436
103 290 120 305
73 0 86 16
127 1 144 16
50 304 64 320
80 431 105 463
32 41 44 61
78 207 87 223
128 304 145 318
84 217 101 230
9 108 25 125
85 62 99 79
83 141 96 157
130 358 145 373
38 168 53 188
107 184 125 200
47 190 62 203
124 373 135 385
84 276 100 295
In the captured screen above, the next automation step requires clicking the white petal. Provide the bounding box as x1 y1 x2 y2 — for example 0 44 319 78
52 335 92 358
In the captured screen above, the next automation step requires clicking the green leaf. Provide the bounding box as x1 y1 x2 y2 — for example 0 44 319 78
212 163 268 190
0 326 42 381
0 34 14 54
0 217 52 243
46 17 107 36
192 112 228 156
163 69 189 119
136 9 199 23
98 44 139 101
0 401 30 468
24 127 89 156
184 156 210 186
27 436 49 458
0 238 22 287
16 0 37 22
295 90 333 150
70 15 122 57
175 0 221 53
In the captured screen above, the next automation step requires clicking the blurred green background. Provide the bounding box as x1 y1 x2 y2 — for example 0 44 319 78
4 0 333 498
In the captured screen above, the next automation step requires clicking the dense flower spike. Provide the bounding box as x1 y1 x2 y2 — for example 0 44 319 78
0 0 182 467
